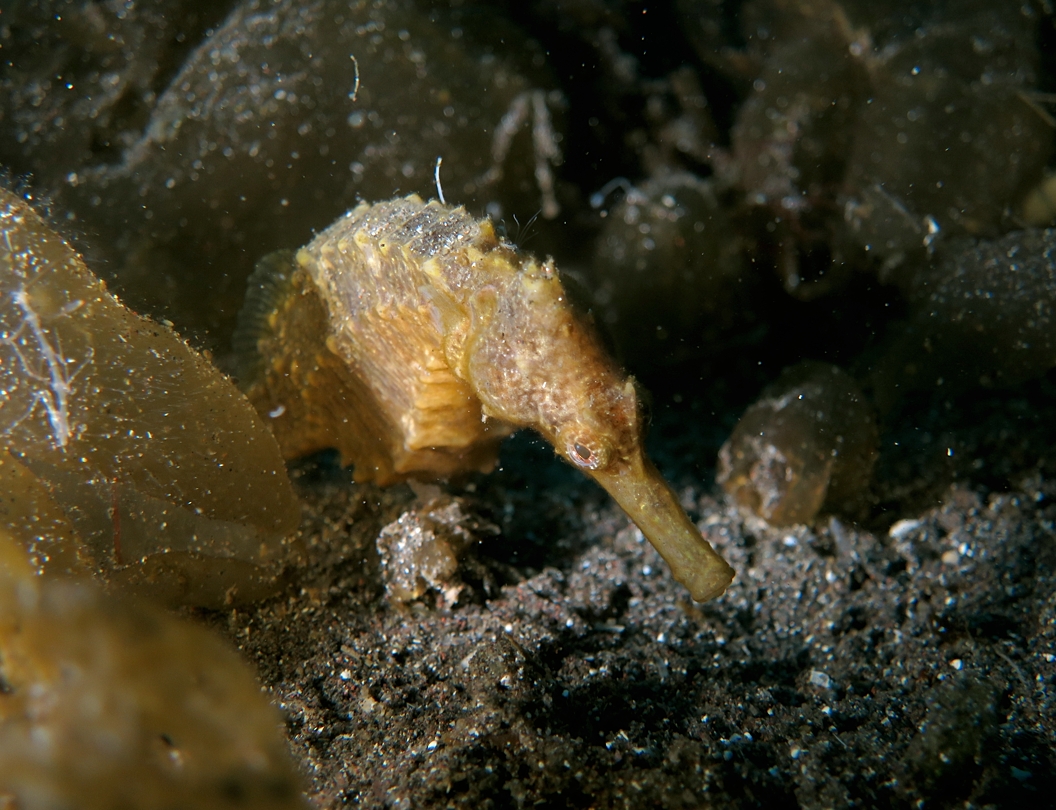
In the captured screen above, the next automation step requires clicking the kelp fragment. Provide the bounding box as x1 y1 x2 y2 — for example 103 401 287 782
0 187 300 606
0 530 307 810
236 196 734 602
718 362 878 526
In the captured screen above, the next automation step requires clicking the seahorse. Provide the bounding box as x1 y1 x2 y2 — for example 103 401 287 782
234 195 734 601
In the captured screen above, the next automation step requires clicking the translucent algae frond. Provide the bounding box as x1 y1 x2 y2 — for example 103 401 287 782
0 188 300 607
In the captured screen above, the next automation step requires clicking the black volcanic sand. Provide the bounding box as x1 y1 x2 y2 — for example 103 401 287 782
208 377 1056 809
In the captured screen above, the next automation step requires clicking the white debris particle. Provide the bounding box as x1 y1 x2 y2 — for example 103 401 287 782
888 518 925 539
809 670 832 689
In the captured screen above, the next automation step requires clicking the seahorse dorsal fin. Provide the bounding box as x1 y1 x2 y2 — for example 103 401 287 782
232 249 298 388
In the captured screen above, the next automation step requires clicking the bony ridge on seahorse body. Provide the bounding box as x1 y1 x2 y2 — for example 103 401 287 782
234 195 735 601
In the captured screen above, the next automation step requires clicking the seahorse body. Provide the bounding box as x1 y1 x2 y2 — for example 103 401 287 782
235 196 734 601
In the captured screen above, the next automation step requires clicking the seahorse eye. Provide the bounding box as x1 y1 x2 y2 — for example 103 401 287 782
568 438 609 470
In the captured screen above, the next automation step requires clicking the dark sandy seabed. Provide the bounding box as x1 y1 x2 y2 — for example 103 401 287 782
214 384 1056 808
4 0 1056 807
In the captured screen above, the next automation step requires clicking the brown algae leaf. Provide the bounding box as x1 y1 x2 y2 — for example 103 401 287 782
728 1 870 299
236 195 734 601
870 228 1056 412
0 530 307 810
718 361 878 526
0 447 88 578
0 187 300 606
589 170 748 368
840 2 1049 267
54 0 562 344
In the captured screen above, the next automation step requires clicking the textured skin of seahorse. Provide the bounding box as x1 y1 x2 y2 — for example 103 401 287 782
244 196 735 601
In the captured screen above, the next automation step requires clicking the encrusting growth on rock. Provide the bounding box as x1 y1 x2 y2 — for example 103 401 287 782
235 195 734 601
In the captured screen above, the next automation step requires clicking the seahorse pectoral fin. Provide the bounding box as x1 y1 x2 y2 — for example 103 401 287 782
590 453 735 602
